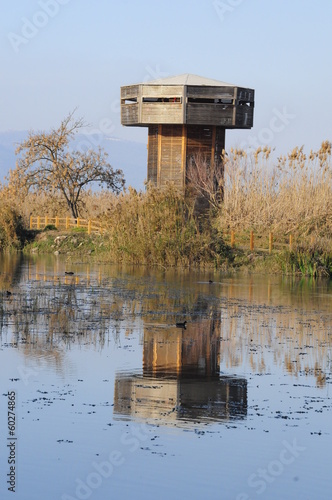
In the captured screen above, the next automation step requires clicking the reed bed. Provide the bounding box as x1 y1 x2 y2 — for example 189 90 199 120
219 141 332 241
100 185 227 267
0 141 331 274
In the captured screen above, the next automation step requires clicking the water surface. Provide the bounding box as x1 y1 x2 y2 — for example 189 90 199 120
0 254 331 499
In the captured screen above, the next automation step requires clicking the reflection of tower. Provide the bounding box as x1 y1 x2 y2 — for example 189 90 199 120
143 318 221 377
121 74 254 190
114 318 247 424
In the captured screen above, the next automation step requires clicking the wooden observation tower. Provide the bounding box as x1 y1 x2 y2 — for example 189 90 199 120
121 74 254 190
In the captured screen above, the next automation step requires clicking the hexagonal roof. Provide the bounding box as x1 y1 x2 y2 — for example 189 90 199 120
140 73 236 87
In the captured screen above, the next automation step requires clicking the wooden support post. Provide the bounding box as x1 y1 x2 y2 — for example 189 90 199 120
88 220 91 235
45 216 48 227
181 125 187 191
250 231 254 251
210 126 216 168
30 216 33 229
231 230 235 248
55 216 59 229
157 124 162 187
66 217 69 229
269 232 273 254
289 234 293 251
77 218 80 228
37 216 40 230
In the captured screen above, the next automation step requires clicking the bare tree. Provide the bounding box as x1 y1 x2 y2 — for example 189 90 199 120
186 153 224 209
12 111 125 218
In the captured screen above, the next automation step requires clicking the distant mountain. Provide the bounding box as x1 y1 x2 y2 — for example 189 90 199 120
0 131 147 189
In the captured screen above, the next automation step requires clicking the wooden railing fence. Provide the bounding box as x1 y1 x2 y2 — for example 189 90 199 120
30 216 316 253
228 230 316 254
29 216 103 235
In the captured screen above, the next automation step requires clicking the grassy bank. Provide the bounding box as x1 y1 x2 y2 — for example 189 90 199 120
19 225 332 277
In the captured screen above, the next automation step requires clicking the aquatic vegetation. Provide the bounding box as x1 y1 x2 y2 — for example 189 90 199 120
277 245 332 277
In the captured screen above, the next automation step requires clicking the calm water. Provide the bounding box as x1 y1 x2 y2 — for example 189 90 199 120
0 254 331 500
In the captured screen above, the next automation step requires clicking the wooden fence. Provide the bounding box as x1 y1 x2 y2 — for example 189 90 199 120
30 217 315 253
227 230 316 254
29 216 103 235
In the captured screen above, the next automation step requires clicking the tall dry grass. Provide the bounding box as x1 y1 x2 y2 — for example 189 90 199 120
219 141 332 241
1 140 331 270
99 184 227 266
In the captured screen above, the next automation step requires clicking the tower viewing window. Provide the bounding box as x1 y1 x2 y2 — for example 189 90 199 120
142 97 181 103
188 97 234 105
123 98 137 105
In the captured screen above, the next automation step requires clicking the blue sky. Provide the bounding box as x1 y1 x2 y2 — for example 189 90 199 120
1 0 331 182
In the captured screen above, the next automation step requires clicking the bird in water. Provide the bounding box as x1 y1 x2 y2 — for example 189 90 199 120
208 279 213 283
176 320 187 329
65 271 74 275
6 290 12 296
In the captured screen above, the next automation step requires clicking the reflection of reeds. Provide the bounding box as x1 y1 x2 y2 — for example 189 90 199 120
1 260 331 387
219 296 331 387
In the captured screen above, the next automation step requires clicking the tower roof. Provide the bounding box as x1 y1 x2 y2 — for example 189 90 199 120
140 73 236 87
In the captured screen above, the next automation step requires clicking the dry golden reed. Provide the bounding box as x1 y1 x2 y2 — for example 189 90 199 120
0 141 331 265
219 141 332 241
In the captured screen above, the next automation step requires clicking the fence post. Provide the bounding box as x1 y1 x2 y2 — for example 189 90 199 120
250 231 254 251
77 218 80 228
45 216 48 227
37 216 40 230
269 232 273 254
231 230 235 248
66 217 69 229
289 234 293 251
55 216 59 229
30 216 33 229
88 220 91 235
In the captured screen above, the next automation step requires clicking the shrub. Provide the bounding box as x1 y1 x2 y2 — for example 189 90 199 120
101 184 229 267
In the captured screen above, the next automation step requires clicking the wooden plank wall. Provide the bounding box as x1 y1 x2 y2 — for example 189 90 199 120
121 103 139 125
186 104 234 126
236 87 255 103
147 125 226 189
142 84 183 98
121 85 139 99
147 126 158 185
235 106 254 128
187 126 214 160
141 103 182 124
159 125 183 189
214 127 225 166
186 86 235 100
